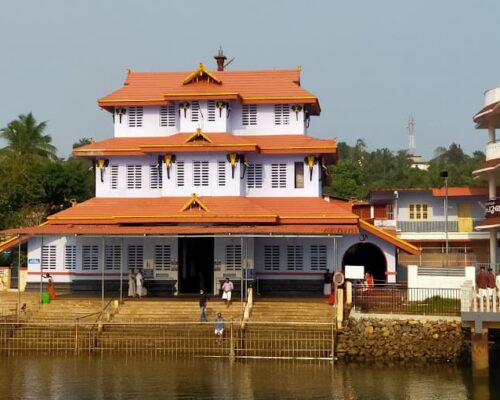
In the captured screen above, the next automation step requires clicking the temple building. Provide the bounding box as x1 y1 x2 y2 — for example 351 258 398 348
2 52 418 295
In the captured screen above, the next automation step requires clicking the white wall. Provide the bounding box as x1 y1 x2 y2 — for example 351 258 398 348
229 103 305 135
96 154 322 198
114 106 179 137
254 237 333 280
113 103 307 137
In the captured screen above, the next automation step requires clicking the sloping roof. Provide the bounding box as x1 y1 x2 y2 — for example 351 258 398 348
72 133 337 157
473 159 500 175
98 68 320 114
0 235 28 253
2 224 358 236
431 187 488 197
44 196 358 225
475 217 500 230
474 101 500 128
359 219 420 255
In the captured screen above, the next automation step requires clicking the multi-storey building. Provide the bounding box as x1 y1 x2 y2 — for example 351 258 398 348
472 86 500 270
353 187 490 274
2 54 418 294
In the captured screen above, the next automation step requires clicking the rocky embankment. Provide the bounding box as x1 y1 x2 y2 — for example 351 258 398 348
335 317 463 363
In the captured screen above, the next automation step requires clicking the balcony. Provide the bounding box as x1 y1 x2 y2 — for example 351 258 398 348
397 219 482 233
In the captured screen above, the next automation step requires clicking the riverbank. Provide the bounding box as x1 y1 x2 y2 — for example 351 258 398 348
335 313 463 363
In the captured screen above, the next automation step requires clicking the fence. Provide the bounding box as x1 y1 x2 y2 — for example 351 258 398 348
352 285 461 316
0 319 336 360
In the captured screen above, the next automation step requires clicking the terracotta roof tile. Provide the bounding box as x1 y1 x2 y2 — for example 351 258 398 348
45 196 358 225
98 69 320 113
73 133 337 157
431 187 488 197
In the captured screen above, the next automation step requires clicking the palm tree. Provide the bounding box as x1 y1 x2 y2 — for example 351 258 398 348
0 113 57 160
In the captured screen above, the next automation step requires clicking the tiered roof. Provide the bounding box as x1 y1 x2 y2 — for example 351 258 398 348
98 65 320 114
73 132 337 157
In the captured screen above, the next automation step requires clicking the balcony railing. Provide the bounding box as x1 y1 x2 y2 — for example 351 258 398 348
397 219 482 233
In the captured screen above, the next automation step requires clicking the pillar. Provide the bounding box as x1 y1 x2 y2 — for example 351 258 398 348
490 230 497 267
471 328 489 379
488 126 496 143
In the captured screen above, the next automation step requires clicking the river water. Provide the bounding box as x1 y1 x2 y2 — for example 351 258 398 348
0 355 497 400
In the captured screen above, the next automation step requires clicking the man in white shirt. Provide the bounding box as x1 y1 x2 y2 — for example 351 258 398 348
221 277 234 307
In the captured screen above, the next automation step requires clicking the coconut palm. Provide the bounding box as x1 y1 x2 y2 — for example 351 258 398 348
0 113 57 160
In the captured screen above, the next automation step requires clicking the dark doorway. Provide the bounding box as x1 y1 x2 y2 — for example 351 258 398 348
178 238 214 294
342 243 387 283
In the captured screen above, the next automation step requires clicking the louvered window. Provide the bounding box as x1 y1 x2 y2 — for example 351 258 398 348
310 245 327 271
242 104 257 125
287 245 303 271
191 101 200 122
274 104 290 125
127 165 142 189
160 105 176 127
82 245 99 271
208 101 216 122
264 245 280 271
150 164 163 189
42 245 57 270
64 245 76 270
155 245 171 271
247 164 263 189
271 164 287 188
128 106 143 128
225 245 242 271
193 161 209 187
105 245 121 270
128 245 144 271
218 161 226 186
177 161 185 186
110 165 119 189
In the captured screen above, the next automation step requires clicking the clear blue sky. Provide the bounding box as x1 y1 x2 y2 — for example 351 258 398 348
1 0 499 159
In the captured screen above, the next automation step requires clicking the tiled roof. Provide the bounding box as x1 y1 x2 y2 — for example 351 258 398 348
473 159 500 175
474 101 500 128
73 133 337 157
431 187 488 197
2 224 359 236
98 68 320 114
45 196 358 225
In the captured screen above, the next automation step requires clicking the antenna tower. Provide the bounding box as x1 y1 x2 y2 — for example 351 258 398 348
407 115 415 156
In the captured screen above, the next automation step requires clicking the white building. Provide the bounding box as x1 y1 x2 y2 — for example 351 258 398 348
2 54 418 295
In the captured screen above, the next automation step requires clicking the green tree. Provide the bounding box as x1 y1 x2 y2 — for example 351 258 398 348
0 113 57 160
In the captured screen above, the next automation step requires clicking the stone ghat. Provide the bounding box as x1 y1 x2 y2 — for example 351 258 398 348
335 317 463 363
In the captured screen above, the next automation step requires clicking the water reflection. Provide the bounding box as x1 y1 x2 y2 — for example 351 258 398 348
0 355 493 399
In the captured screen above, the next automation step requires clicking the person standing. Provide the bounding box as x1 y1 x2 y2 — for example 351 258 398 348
46 274 56 300
136 269 143 299
476 266 488 299
199 289 207 322
323 270 332 296
214 312 225 345
221 277 233 307
487 267 496 300
128 270 136 298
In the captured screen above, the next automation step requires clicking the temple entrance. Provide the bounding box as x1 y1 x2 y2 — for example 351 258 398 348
342 243 387 284
178 238 214 294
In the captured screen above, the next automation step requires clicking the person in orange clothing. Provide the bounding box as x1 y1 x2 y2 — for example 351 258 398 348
45 274 56 300
364 271 374 290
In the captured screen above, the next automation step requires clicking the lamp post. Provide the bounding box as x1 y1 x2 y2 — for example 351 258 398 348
440 171 449 267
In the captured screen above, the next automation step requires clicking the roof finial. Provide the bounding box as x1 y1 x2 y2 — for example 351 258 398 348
214 47 227 71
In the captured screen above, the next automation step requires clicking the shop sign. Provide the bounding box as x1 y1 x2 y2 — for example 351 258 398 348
485 200 500 217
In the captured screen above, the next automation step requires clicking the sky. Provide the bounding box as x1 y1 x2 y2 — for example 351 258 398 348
1 0 499 160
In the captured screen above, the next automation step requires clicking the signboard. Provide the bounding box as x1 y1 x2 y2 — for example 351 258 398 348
28 258 41 265
345 265 365 280
485 200 500 217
